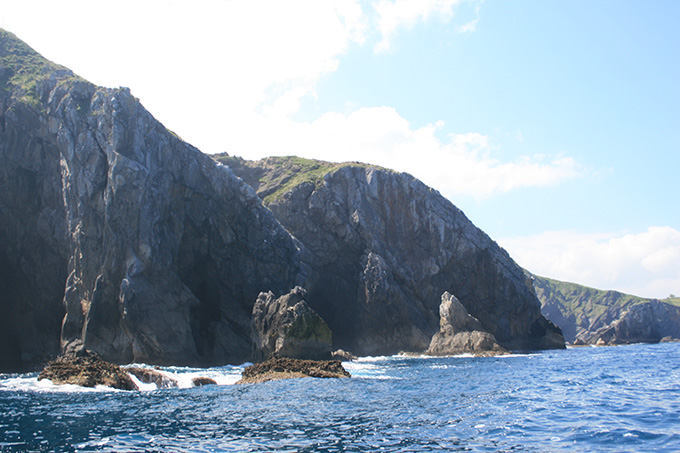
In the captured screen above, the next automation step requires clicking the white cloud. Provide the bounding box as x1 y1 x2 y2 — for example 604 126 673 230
228 106 582 198
2 0 580 200
499 227 680 299
373 0 464 53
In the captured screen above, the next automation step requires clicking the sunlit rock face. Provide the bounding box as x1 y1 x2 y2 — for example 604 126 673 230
230 159 565 356
426 292 506 356
0 31 301 370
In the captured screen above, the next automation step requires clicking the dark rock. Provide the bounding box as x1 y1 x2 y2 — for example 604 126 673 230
588 300 680 345
531 274 651 344
0 31 302 370
125 366 179 388
230 158 565 355
251 286 332 360
191 376 218 387
37 350 138 390
236 355 350 384
426 292 506 356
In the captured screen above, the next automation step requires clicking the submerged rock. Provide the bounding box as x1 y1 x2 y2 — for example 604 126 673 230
38 350 138 390
251 287 332 360
426 292 506 356
236 356 350 384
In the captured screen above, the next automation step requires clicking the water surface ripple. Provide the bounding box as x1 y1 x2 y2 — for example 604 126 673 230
1 343 678 452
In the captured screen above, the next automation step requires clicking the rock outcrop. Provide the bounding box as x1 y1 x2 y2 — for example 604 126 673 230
0 30 301 370
251 286 332 361
588 300 680 345
38 350 138 390
236 355 351 384
426 292 506 356
531 274 680 345
225 156 565 355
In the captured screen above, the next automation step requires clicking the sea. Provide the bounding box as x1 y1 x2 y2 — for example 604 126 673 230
1 342 678 452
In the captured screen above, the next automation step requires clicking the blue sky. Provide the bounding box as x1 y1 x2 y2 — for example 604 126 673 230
1 0 678 298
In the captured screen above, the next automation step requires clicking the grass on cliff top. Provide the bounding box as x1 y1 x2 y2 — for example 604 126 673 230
0 29 80 107
531 273 651 319
214 154 385 204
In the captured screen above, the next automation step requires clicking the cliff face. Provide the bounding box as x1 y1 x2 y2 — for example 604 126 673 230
225 156 565 355
0 31 565 372
532 274 680 345
0 31 301 370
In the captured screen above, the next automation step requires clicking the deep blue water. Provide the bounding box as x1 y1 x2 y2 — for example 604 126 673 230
1 343 679 452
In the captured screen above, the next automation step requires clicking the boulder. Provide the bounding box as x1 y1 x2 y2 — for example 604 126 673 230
125 367 179 389
252 287 332 360
331 349 357 361
236 356 350 384
37 350 138 390
426 292 506 356
191 377 218 387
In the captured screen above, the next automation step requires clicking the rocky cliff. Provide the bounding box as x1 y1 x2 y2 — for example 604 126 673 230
0 30 301 370
531 274 680 345
0 31 565 372
221 156 565 355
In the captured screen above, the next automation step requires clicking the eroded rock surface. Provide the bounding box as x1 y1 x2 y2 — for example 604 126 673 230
426 292 506 356
252 286 332 360
228 157 565 355
590 300 680 345
532 274 680 345
0 30 301 370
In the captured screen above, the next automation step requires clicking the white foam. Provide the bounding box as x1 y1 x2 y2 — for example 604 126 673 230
0 376 119 393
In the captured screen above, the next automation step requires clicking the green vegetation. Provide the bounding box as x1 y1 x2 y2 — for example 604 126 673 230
532 274 648 319
213 154 384 204
663 296 680 307
0 29 80 108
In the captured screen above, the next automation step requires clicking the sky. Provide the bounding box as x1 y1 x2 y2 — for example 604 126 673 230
1 0 678 299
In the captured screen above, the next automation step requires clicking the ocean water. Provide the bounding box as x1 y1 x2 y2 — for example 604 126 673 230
1 343 678 452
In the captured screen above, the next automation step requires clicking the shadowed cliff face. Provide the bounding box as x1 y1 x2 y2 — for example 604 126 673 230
532 274 680 345
228 158 565 355
0 31 301 370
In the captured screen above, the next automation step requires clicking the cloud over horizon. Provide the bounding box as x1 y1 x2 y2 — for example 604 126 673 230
499 226 680 299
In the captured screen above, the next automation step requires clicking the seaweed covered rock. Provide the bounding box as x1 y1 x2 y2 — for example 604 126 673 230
251 287 332 360
38 350 138 390
237 355 350 384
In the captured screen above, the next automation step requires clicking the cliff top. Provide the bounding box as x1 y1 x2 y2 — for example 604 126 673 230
213 154 392 204
531 273 651 318
0 29 82 108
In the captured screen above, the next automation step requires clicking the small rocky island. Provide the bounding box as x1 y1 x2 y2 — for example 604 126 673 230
236 356 351 384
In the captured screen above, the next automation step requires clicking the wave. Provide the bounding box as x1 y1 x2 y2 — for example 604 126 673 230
0 363 248 393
